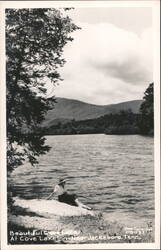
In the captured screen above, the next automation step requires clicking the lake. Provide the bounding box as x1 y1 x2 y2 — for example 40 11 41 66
10 134 154 227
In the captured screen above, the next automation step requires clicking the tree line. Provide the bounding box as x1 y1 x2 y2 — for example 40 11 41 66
45 83 154 136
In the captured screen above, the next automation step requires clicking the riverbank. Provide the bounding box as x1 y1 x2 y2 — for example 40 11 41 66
8 198 154 244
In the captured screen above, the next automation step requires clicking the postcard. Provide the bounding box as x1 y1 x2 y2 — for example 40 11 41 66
0 1 160 250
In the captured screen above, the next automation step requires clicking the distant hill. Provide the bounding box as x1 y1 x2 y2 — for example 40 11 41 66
43 97 143 128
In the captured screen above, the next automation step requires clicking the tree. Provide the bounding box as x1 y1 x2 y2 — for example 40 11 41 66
138 83 154 135
6 8 79 172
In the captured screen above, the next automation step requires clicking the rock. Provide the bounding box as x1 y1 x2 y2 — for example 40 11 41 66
13 198 94 217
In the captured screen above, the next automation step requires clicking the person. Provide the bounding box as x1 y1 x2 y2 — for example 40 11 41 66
47 178 91 210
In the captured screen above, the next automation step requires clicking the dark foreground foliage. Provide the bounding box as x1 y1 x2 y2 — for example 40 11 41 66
6 8 79 172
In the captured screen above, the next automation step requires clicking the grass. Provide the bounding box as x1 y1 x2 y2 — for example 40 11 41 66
8 204 154 245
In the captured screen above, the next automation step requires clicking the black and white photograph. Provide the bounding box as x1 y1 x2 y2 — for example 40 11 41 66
0 1 160 249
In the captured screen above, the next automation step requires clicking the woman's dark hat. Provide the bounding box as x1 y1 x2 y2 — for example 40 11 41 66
59 178 68 184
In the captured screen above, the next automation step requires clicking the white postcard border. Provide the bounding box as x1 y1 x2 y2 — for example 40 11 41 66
0 1 160 250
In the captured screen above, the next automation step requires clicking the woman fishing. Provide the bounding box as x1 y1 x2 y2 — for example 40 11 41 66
47 178 91 210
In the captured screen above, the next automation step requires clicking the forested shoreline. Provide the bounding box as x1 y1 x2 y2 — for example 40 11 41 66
45 110 140 135
45 83 154 136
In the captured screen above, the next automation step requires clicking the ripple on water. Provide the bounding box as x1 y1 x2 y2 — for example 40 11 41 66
9 134 154 224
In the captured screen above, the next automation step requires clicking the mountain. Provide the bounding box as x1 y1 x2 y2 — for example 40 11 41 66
43 97 143 128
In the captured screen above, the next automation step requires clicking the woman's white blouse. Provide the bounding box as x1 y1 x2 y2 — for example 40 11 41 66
53 184 65 196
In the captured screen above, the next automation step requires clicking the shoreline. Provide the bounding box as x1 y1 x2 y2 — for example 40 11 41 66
8 198 154 245
44 133 154 137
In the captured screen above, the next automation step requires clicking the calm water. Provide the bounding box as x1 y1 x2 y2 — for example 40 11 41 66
10 134 154 226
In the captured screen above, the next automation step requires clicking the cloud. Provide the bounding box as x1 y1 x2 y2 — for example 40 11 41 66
53 22 153 105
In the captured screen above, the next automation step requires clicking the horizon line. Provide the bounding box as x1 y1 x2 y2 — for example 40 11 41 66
55 96 143 106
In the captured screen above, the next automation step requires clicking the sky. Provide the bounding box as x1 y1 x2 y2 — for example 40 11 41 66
50 7 153 105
